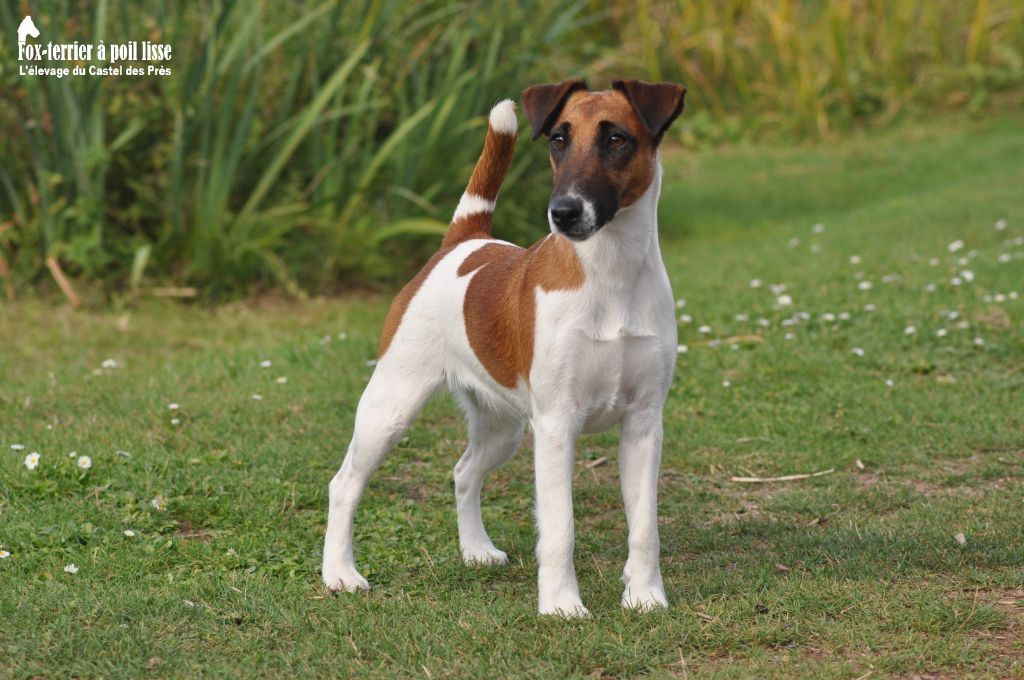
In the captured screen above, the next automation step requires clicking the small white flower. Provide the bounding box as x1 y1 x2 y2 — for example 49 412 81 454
77 455 92 470
956 320 970 330
797 311 810 321
698 325 713 334
811 223 825 234
782 317 798 327
960 270 974 283
994 293 1006 303
251 394 263 401
676 344 688 354
259 360 272 368
151 495 168 511
821 313 836 322
757 318 770 327
675 298 686 309
1010 291 1019 300
68 451 77 458
995 219 1007 231
337 331 348 341
951 277 962 286
849 255 862 265
838 312 851 321
64 564 79 574
925 283 937 292
0 550 10 559
863 304 876 312
973 337 985 346
275 376 288 384
784 332 796 341
947 239 964 253
851 347 865 357
998 253 1011 263
730 343 740 351
749 279 762 289
776 294 793 307
679 314 693 324
770 283 786 295
928 257 939 267
858 281 873 291
365 359 378 367
935 328 947 338
957 257 969 267
904 326 917 335
11 444 25 451
944 310 959 320
170 418 181 426
24 452 40 470
722 380 731 387
734 313 749 322
885 379 894 388
123 529 136 537
168 403 180 411
101 358 120 369
788 237 800 248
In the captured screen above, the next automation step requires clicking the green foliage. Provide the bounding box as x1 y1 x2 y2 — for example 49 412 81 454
0 0 1022 297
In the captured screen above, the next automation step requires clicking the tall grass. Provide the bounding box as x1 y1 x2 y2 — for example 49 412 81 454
0 0 1021 298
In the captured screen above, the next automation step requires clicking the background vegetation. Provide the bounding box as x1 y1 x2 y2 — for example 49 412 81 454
0 0 1022 299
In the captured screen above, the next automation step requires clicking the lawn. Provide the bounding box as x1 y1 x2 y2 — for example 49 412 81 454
1 114 1022 678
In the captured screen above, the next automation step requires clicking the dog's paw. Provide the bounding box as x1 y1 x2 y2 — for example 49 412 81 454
461 544 508 566
621 585 668 612
322 562 370 593
538 594 591 619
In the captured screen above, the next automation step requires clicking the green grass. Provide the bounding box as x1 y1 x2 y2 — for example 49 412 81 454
2 114 1023 678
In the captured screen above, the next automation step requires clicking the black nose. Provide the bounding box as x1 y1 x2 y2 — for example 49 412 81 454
549 196 583 230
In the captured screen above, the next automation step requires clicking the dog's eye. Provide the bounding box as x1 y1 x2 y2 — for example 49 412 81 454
608 133 626 149
550 134 567 151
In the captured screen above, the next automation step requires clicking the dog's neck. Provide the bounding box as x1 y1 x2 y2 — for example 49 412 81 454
572 159 664 291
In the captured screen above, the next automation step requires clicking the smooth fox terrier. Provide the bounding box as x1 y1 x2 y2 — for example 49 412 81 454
322 79 686 617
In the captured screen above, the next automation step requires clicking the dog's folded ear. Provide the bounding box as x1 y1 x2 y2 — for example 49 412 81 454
612 80 686 144
521 80 588 141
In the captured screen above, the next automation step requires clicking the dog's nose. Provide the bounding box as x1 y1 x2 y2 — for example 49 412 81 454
549 196 583 230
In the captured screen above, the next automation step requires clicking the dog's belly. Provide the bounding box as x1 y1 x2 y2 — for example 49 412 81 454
576 334 668 434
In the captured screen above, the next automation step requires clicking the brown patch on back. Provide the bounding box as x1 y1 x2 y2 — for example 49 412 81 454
379 247 452 357
553 90 656 208
459 236 584 387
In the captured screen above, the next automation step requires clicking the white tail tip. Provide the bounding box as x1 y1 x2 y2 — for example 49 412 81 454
488 99 518 135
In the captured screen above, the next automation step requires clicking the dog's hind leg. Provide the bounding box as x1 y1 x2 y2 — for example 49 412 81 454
322 355 440 592
453 390 523 565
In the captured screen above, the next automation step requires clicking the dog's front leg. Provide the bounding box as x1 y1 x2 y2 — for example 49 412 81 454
618 407 669 611
532 414 589 618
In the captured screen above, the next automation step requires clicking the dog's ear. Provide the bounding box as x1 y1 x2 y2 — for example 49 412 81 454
612 79 686 144
521 80 588 141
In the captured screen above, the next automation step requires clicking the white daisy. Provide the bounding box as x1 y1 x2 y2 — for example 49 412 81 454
994 293 1006 303
151 495 168 511
851 347 865 357
0 550 10 559
995 219 1007 231
849 255 862 265
863 304 876 312
123 530 136 537
679 314 692 324
698 325 712 334
722 380 731 387
11 444 25 451
101 358 120 369
168 403 180 411
734 313 749 322
675 298 686 309
749 279 762 289
838 312 851 321
904 326 917 335
170 418 181 426
757 318 771 327
973 337 985 346
77 455 92 470
24 452 40 470
811 223 825 234
676 345 688 354
776 294 793 307
925 283 937 292
64 564 79 574
928 257 939 267
858 281 873 291
960 270 974 282
956 321 970 330
998 253 1011 263
935 329 947 338
251 394 263 401
885 379 895 388
337 332 348 341
275 376 288 384
259 360 272 368
788 238 800 248
951 277 962 286
821 313 836 322
947 239 964 253
784 332 796 341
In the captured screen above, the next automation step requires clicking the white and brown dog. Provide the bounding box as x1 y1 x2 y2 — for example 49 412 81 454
322 79 686 617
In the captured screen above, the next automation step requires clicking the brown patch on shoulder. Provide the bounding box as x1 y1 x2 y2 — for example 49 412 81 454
379 247 453 357
460 236 584 387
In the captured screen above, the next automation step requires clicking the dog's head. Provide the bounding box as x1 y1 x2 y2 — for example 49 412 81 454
521 79 685 241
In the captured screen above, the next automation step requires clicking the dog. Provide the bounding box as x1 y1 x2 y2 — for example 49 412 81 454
322 79 686 617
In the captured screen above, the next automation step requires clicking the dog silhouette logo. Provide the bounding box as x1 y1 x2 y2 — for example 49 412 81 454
18 15 40 45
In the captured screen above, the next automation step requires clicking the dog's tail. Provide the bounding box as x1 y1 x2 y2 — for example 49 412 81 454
442 99 518 248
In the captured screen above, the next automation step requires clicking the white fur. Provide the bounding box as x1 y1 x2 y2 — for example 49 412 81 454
452 192 496 221
323 159 675 618
488 99 518 136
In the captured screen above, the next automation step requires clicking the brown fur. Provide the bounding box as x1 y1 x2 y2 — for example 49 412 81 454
459 235 584 388
552 90 656 208
441 124 517 250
